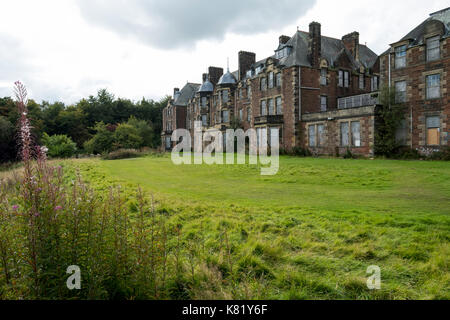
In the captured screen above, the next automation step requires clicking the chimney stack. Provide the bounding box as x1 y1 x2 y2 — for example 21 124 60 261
202 73 208 83
208 66 224 85
238 51 256 81
342 32 360 61
173 88 180 101
279 35 291 45
308 22 321 68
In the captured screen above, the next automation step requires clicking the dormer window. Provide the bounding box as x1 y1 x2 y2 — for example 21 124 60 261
255 66 262 75
395 45 407 68
276 46 291 59
246 70 253 78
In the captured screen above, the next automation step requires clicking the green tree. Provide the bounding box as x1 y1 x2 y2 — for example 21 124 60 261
374 86 406 156
0 116 16 162
42 133 77 158
83 122 115 154
126 116 153 147
113 123 143 150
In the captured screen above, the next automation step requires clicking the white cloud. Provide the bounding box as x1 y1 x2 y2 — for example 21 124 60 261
0 0 448 104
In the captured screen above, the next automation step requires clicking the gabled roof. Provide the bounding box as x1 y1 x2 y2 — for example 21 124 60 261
174 82 200 106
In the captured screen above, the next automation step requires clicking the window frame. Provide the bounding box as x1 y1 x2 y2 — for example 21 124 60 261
260 100 267 116
276 73 282 87
395 45 407 69
426 36 440 62
268 72 274 89
395 80 407 103
320 95 327 112
320 68 327 86
276 96 282 115
426 74 440 100
268 98 274 115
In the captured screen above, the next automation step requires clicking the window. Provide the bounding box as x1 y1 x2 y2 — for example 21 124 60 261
222 90 229 103
165 136 171 149
395 45 407 68
426 116 440 146
268 72 274 89
338 70 344 87
239 89 243 99
320 68 327 86
276 73 282 87
426 74 440 99
359 73 364 90
246 70 253 78
309 125 316 147
276 97 282 115
395 81 406 103
351 121 361 147
371 76 379 91
222 110 229 123
239 109 243 120
268 99 275 115
309 124 326 147
202 114 207 126
427 36 440 61
201 97 207 107
320 96 327 112
248 86 252 99
247 107 251 122
395 119 408 146
260 77 267 91
344 71 349 88
340 122 349 146
260 100 267 116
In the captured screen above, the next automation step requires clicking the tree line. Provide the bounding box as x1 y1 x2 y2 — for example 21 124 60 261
0 89 169 163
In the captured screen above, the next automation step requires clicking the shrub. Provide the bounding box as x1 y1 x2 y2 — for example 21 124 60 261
113 124 143 150
429 147 450 161
102 148 142 160
83 122 114 154
41 133 77 158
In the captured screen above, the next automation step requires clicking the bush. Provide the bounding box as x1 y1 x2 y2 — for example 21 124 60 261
102 149 142 160
83 122 115 154
113 123 143 150
429 147 450 161
42 133 77 158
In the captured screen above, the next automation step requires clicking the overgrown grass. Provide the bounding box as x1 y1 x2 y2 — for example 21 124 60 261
52 154 450 300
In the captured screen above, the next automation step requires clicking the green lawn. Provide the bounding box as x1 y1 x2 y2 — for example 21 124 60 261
70 155 450 299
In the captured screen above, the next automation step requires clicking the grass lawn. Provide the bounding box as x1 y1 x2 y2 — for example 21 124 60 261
67 155 449 300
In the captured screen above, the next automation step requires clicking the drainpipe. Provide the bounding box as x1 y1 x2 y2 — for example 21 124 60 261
298 66 302 148
388 49 391 104
410 106 413 149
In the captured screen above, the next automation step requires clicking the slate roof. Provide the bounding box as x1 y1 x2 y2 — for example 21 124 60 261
218 71 237 85
381 7 450 55
280 31 378 69
174 82 200 106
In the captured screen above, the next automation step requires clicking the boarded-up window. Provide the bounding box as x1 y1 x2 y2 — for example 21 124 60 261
395 119 408 146
351 121 361 147
426 116 440 145
309 125 316 147
340 122 349 146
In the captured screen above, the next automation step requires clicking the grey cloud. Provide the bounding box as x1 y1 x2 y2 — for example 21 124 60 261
76 0 317 49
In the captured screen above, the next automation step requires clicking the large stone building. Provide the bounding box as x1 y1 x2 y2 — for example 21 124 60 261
379 7 450 155
162 9 449 156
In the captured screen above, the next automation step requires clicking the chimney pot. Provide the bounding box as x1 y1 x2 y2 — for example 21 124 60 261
279 35 291 45
238 51 256 81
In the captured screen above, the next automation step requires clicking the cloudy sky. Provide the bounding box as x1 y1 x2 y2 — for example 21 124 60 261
0 0 448 104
